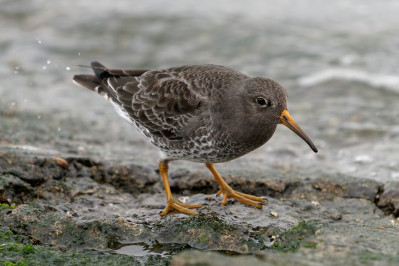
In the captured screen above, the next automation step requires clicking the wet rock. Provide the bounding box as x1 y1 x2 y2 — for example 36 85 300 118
0 152 304 260
171 250 264 266
377 189 399 217
64 158 96 179
0 189 10 205
312 179 346 197
0 226 144 265
168 169 296 198
271 221 317 252
169 170 218 194
0 156 67 186
91 163 159 195
156 212 268 254
1 150 399 265
1 201 149 250
226 177 293 198
311 178 381 202
345 180 381 201
0 174 36 204
0 190 299 255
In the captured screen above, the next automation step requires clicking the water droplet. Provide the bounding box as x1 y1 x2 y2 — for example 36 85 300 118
37 115 41 119
23 99 28 103
42 66 47 70
78 52 81 56
15 66 20 70
178 196 190 204
66 66 71 71
11 102 16 106
57 127 61 132
46 60 51 64
14 70 19 74
37 39 42 44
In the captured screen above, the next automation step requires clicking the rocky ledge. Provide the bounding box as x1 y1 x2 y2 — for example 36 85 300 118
1 150 399 265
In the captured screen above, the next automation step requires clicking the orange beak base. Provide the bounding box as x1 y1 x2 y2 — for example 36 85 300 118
280 109 318 153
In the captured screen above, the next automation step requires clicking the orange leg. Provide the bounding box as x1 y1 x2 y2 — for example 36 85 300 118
205 163 265 208
159 161 203 215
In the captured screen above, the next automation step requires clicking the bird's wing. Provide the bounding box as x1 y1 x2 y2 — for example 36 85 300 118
121 68 205 140
76 62 229 141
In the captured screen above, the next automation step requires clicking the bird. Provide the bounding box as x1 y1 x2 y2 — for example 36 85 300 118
73 62 318 215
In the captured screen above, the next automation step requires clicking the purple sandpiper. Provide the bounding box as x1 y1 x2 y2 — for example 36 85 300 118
73 62 318 215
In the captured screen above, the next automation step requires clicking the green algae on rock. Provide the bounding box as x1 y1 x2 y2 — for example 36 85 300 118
272 221 317 252
0 227 157 266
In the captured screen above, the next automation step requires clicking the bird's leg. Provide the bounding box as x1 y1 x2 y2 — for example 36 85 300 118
159 160 203 215
205 163 265 208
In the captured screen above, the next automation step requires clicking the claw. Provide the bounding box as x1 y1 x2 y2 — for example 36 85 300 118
206 163 265 209
160 200 203 216
217 186 264 208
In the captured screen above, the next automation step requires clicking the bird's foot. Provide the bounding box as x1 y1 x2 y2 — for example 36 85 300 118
216 185 265 208
160 199 203 216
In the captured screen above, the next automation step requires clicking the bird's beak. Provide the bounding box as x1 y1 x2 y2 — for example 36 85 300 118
280 109 318 153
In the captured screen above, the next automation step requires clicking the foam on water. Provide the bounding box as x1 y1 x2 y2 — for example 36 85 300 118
298 68 399 93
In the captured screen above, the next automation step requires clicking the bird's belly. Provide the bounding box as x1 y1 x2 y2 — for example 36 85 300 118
136 122 269 163
155 136 257 163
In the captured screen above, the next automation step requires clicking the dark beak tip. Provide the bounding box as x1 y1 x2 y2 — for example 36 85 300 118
310 143 318 153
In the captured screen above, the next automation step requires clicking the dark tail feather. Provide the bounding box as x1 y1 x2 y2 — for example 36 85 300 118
91 61 111 80
72 74 99 91
89 61 147 77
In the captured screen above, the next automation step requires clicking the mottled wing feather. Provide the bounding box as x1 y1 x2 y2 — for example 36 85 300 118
96 68 203 141
129 70 202 139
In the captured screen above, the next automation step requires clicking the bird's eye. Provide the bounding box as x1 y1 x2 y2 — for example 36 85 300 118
256 97 268 107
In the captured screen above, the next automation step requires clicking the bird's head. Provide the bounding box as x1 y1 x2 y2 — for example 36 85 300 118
238 77 318 153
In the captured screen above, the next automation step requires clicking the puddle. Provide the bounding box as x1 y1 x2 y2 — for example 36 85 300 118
113 242 187 259
115 244 167 257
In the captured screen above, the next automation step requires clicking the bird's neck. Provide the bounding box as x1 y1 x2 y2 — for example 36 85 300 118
212 111 277 152
232 122 277 151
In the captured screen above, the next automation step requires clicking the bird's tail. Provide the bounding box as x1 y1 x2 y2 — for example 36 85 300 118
73 61 148 96
72 62 110 96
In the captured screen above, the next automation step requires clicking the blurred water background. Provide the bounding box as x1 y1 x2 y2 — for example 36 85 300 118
1 0 399 183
